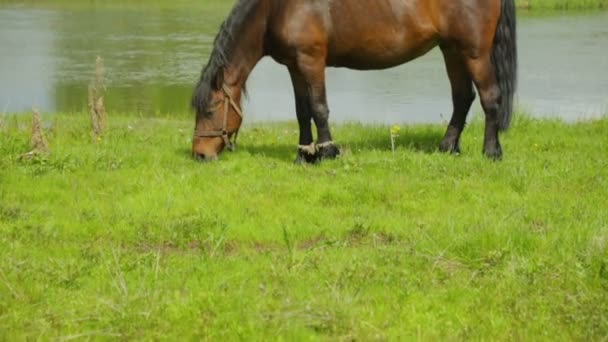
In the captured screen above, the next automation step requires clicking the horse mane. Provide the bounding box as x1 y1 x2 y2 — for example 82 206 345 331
191 0 260 119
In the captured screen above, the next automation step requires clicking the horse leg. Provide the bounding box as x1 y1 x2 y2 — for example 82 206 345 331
467 55 503 160
296 53 340 161
289 67 317 164
439 46 475 154
310 82 340 160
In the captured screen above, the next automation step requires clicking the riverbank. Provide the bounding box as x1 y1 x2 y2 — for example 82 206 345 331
1 113 607 339
2 0 607 10
516 0 607 9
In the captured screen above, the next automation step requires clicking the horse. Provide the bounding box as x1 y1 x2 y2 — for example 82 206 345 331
191 0 517 163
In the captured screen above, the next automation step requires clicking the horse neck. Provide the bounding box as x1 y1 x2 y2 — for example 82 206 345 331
222 0 268 91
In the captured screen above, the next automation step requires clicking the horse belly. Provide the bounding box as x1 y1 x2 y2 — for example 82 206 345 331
326 1 439 70
327 36 438 70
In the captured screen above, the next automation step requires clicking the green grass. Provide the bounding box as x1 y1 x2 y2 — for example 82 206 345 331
1 112 607 340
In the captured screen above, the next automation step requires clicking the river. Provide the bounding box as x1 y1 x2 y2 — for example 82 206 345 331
1 3 606 123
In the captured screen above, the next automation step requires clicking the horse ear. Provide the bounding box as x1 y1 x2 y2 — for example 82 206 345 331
214 69 224 90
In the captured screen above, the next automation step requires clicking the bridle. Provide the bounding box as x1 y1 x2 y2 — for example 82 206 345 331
193 84 243 151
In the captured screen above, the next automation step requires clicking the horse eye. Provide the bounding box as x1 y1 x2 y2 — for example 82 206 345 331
206 100 222 113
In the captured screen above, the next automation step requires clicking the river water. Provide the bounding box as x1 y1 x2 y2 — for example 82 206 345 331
0 3 606 124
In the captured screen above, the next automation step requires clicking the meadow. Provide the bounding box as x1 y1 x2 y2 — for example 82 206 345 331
1 112 607 340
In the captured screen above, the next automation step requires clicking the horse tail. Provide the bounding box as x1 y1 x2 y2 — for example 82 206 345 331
491 0 518 131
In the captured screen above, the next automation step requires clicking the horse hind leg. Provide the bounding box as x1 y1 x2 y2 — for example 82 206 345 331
466 55 503 160
439 46 476 154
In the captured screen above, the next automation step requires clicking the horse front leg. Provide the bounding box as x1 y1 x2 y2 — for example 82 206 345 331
309 83 340 161
297 56 340 161
289 68 317 164
290 50 340 163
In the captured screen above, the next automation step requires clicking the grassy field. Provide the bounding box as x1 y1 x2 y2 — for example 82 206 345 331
1 112 607 340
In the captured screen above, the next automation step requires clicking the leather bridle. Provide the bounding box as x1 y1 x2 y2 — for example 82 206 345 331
193 84 243 151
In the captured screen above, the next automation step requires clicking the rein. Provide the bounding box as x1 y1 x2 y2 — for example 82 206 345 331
193 84 243 151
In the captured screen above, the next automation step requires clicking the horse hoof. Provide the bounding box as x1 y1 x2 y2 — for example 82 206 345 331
439 140 461 155
316 142 341 160
294 149 318 165
484 145 503 161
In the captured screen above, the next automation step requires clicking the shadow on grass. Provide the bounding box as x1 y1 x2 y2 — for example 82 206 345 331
177 145 296 163
240 128 444 162
178 127 445 163
177 148 194 160
241 144 295 162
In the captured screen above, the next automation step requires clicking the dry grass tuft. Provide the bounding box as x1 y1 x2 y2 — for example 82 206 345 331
89 56 106 140
20 107 50 159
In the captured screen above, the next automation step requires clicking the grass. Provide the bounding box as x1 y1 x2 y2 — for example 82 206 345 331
1 112 607 340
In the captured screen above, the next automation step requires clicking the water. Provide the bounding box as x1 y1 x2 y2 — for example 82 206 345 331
1 3 607 124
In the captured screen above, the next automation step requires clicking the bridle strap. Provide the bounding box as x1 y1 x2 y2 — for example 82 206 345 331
193 84 243 151
223 84 243 119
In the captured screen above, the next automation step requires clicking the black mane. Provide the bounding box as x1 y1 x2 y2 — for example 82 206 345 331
191 0 259 119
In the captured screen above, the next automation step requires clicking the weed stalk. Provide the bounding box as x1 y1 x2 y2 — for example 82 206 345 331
89 56 106 140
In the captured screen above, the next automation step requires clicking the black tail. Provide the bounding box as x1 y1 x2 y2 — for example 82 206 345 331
491 0 518 131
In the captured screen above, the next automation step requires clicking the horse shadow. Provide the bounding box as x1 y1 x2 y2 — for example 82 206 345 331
239 126 444 162
240 143 294 161
176 142 295 162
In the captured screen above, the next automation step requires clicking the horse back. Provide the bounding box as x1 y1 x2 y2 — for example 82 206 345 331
266 0 501 69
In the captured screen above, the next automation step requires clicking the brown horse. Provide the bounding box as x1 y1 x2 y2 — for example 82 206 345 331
192 0 517 163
